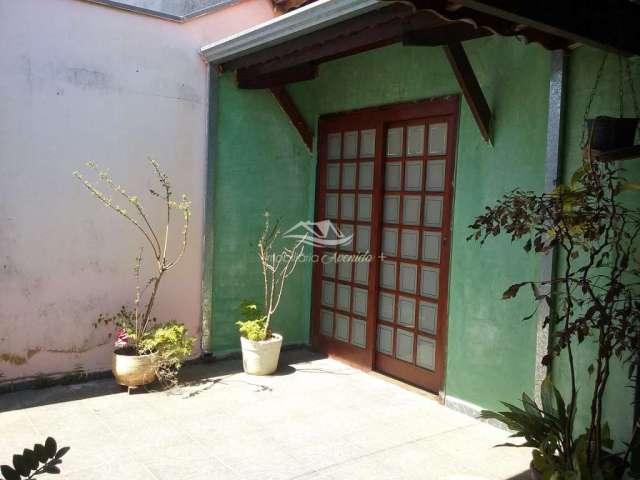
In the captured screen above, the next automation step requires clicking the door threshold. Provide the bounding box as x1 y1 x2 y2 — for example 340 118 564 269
367 369 443 404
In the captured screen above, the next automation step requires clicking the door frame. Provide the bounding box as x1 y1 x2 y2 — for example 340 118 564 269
310 95 460 394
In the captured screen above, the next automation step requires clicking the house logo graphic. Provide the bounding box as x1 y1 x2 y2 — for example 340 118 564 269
283 220 352 248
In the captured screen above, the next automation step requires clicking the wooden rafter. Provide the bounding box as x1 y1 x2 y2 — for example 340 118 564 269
237 64 317 89
270 86 313 151
272 0 311 14
443 42 492 144
403 22 490 47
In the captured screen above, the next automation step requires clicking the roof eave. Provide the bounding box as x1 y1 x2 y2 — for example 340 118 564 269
200 0 384 64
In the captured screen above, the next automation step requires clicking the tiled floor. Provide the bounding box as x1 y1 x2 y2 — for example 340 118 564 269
0 350 531 479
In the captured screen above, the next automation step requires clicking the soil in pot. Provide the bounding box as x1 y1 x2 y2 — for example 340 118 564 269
112 347 158 389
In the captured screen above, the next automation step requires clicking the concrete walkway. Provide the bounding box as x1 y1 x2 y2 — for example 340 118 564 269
0 350 531 480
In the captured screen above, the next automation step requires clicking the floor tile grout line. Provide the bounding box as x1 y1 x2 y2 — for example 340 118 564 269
167 406 245 478
286 422 474 480
141 462 161 480
58 398 127 475
25 409 42 437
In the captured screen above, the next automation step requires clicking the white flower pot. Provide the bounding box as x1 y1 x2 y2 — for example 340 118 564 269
239 333 283 375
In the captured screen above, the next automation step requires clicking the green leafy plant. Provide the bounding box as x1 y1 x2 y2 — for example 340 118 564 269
482 378 574 475
137 322 194 386
236 302 268 341
482 379 625 479
1 437 69 480
236 212 306 342
481 378 571 453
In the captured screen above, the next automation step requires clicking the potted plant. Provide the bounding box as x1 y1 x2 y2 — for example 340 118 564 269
74 159 194 390
468 157 640 478
235 212 306 375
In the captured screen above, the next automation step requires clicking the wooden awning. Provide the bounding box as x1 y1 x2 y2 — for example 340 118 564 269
212 0 639 89
202 0 640 147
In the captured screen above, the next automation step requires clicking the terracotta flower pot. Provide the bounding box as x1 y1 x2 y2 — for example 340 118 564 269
112 348 158 387
239 333 283 375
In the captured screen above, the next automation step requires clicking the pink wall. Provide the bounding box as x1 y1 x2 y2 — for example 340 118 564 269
0 0 275 382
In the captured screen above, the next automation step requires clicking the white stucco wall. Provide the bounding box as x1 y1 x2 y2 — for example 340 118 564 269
0 0 274 381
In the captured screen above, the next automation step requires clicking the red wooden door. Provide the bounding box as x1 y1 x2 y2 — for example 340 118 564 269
311 97 458 393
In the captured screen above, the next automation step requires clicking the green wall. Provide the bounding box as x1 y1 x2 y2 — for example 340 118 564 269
211 36 637 443
211 76 314 354
552 47 640 450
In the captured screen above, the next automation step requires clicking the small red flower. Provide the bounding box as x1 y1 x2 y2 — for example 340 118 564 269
114 328 129 348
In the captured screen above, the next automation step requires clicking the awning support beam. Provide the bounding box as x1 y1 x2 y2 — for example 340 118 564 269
443 42 492 144
270 86 313 152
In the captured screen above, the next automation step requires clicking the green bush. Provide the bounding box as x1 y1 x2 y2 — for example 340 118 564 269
122 320 194 387
235 302 269 341
138 322 193 365
481 378 625 479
